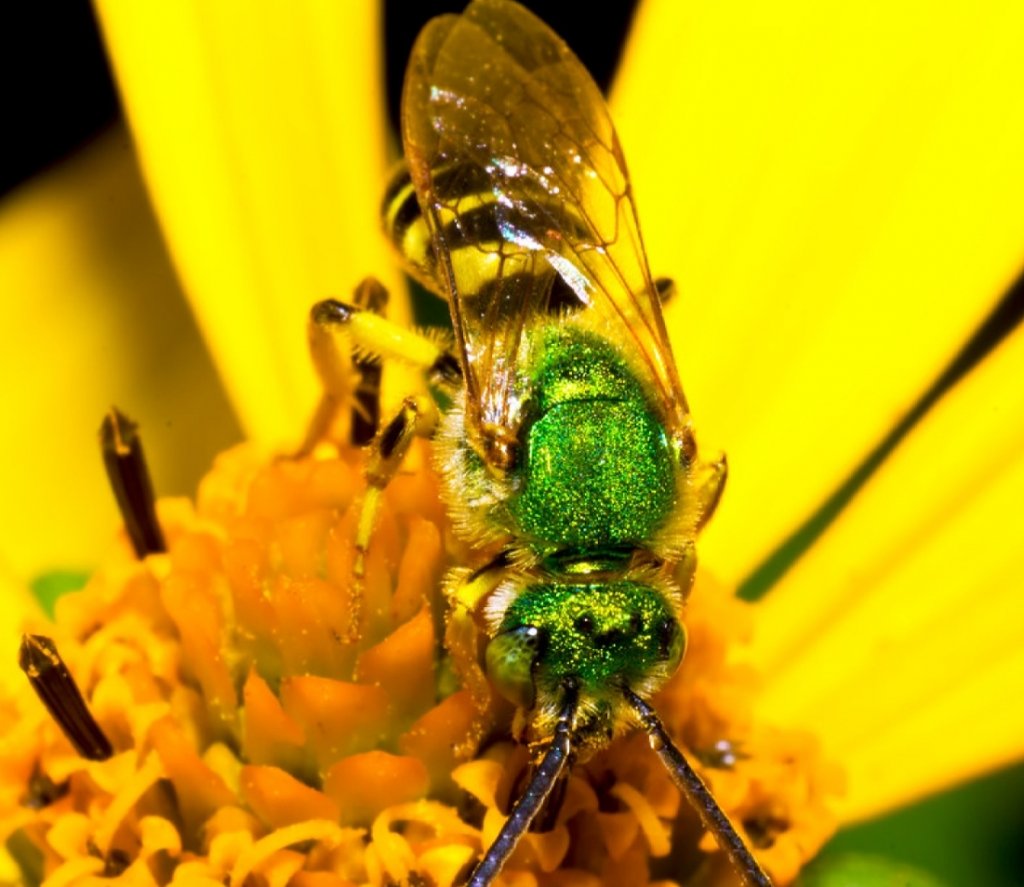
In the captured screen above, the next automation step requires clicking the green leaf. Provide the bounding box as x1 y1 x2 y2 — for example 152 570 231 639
30 570 89 616
797 853 947 887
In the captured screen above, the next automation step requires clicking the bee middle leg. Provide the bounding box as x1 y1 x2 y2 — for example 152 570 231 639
354 393 438 580
299 277 388 455
300 276 460 454
304 279 461 639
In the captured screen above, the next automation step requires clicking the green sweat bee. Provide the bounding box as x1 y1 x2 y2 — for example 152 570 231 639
307 1 774 884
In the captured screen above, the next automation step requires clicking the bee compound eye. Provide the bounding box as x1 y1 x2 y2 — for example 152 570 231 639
657 617 686 668
485 625 547 710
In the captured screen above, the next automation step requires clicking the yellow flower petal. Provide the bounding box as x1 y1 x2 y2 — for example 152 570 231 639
149 716 235 838
44 813 91 861
416 843 477 887
93 751 165 854
0 130 238 580
241 764 340 829
0 566 41 690
614 0 1024 585
841 641 1024 820
241 668 306 769
609 783 671 857
746 322 1024 819
228 819 343 887
39 856 104 886
95 1 406 446
354 605 436 717
278 676 391 774
138 815 182 858
323 750 429 826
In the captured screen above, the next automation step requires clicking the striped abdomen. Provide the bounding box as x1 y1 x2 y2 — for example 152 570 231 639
382 160 591 315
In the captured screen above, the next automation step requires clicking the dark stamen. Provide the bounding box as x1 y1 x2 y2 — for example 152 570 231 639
19 635 113 761
310 298 353 326
100 409 165 558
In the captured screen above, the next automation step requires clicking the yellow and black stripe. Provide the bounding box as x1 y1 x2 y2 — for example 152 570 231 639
382 160 592 316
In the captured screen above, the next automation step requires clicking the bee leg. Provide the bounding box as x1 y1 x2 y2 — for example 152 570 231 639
675 540 698 598
693 452 728 532
299 277 389 455
301 279 460 454
346 393 439 640
444 603 493 758
444 555 510 757
654 276 677 307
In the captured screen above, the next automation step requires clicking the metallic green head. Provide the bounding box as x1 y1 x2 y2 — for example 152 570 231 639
485 579 685 739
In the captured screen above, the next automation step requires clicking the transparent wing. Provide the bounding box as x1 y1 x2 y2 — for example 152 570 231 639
402 0 689 459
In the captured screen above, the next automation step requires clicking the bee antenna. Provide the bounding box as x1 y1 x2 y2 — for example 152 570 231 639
623 687 774 887
466 684 579 887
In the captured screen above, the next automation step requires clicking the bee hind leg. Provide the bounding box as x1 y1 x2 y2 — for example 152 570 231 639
693 452 727 532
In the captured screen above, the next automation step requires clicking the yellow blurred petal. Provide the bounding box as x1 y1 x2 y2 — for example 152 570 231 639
45 812 91 860
417 844 477 887
0 130 239 581
0 848 20 883
139 815 183 858
745 322 1024 819
0 565 42 691
614 0 1024 584
40 856 104 886
95 1 406 446
609 783 670 857
93 751 165 853
228 815 344 884
840 641 1024 821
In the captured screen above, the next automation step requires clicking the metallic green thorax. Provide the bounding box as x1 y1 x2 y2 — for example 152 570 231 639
464 326 690 744
508 329 676 553
492 581 684 708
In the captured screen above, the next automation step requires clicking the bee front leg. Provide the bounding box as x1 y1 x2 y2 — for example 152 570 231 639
444 557 510 758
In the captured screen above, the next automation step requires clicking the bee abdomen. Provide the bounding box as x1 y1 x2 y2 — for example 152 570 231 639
383 161 442 294
382 159 590 315
384 159 504 294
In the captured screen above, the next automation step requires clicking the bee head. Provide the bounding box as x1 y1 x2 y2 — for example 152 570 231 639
484 579 685 726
